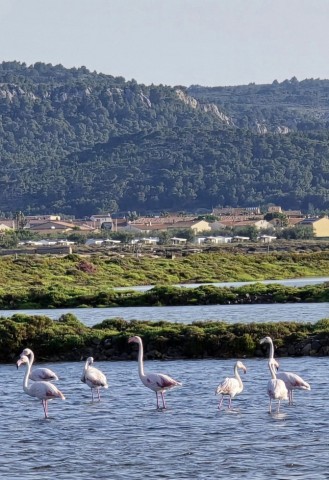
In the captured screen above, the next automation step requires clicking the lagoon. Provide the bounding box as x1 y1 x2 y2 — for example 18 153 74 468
3 356 328 479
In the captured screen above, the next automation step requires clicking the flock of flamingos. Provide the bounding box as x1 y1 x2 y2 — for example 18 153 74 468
16 335 311 418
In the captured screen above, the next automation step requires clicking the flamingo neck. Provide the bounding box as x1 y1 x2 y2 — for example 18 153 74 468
23 357 32 393
84 359 90 374
29 350 35 366
269 361 276 380
234 364 243 389
268 339 274 360
137 339 145 378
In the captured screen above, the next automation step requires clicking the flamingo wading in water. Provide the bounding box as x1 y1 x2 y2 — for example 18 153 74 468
81 357 108 401
17 355 65 418
17 348 58 382
266 357 288 413
215 361 247 409
260 336 311 404
128 335 182 409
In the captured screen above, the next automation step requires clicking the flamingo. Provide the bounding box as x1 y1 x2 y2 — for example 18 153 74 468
215 361 247 409
17 355 65 418
17 348 58 382
128 335 182 409
260 336 311 404
81 357 108 401
267 357 288 413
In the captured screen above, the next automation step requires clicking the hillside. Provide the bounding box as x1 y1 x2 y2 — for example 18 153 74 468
188 78 329 133
1 62 329 216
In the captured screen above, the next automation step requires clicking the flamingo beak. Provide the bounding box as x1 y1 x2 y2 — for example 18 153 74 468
16 359 23 369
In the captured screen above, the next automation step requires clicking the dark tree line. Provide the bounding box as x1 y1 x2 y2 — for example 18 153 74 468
1 62 329 216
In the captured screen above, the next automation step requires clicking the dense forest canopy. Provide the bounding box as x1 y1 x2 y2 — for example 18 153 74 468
1 61 329 216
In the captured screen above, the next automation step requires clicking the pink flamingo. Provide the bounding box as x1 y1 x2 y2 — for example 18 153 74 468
17 348 58 381
17 355 65 418
81 357 108 401
215 361 247 409
128 335 182 409
267 357 288 413
260 336 311 404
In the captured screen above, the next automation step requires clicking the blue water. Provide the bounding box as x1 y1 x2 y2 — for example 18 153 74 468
2 356 328 479
1 302 328 327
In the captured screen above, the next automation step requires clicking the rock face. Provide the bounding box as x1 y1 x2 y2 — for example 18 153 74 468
175 89 234 125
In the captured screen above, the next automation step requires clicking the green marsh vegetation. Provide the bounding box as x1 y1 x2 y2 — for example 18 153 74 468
1 313 329 363
0 251 328 308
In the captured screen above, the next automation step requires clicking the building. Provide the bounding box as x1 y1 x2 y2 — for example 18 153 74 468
299 217 329 238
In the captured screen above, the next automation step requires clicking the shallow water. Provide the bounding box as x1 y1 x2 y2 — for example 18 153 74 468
1 302 328 326
3 357 328 479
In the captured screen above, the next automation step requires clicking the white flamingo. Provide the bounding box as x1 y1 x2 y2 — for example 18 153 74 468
81 357 108 401
215 360 247 409
17 348 58 382
17 355 65 418
128 335 182 409
260 336 311 404
267 357 288 413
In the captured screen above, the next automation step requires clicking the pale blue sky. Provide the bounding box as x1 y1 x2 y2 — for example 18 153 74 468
0 0 328 86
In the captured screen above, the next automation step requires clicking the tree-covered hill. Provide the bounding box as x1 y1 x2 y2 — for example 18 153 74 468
1 62 329 216
188 77 329 133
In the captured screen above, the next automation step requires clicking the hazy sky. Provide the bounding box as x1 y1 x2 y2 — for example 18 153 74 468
0 0 328 87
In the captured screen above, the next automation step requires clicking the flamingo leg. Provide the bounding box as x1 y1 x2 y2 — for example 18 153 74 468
42 400 48 418
290 390 294 405
91 389 94 402
97 388 101 402
277 400 281 413
269 398 272 413
156 392 160 409
228 396 232 409
161 391 166 409
218 395 224 410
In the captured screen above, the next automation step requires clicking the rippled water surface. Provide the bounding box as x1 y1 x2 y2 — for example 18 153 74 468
3 357 329 479
1 302 328 326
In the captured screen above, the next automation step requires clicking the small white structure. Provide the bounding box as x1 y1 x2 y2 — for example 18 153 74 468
103 239 121 245
258 235 277 243
85 239 105 246
140 237 159 245
170 237 187 245
25 240 58 246
204 236 232 244
232 236 250 242
56 240 75 246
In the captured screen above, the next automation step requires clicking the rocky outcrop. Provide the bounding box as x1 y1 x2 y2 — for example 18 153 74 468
175 89 234 125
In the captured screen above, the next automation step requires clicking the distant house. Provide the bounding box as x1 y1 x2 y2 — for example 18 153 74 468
267 206 282 214
171 237 187 245
90 214 112 228
258 235 277 243
139 237 159 245
124 219 211 234
28 221 75 234
0 220 14 231
85 239 105 246
219 219 274 230
203 236 232 244
165 219 211 233
232 236 250 242
298 217 329 238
